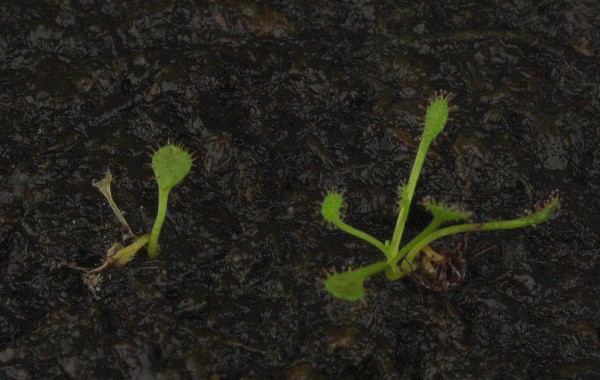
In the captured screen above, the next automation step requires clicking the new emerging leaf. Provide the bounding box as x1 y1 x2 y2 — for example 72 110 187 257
422 197 472 223
397 183 409 209
523 193 560 225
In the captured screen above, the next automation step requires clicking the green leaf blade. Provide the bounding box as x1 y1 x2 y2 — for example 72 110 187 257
324 261 388 301
152 144 194 191
423 92 451 141
321 190 345 223
325 270 366 301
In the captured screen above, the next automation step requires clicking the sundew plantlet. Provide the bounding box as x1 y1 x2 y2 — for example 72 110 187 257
321 93 560 301
147 144 194 258
84 143 194 279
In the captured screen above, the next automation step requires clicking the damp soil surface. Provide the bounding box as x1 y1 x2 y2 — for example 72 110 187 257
1 1 599 378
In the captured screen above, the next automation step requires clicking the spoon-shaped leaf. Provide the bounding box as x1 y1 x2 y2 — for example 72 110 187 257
325 270 367 301
148 144 194 258
324 261 388 301
423 92 451 142
321 190 345 223
153 144 194 191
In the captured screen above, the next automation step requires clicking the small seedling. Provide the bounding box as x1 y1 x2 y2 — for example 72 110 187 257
320 93 560 301
148 144 194 258
82 143 194 280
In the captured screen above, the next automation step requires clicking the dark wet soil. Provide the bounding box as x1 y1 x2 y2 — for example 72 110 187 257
1 1 599 378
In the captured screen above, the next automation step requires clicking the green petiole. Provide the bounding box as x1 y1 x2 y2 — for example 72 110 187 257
388 93 451 263
331 218 388 255
148 186 169 258
321 190 388 256
392 197 560 273
388 139 432 261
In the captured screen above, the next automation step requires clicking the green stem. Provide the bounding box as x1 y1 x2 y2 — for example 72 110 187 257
388 138 432 259
392 214 552 270
148 186 170 259
354 261 390 280
394 217 442 260
332 218 388 256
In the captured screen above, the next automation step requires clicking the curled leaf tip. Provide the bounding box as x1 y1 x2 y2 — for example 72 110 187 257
321 190 345 222
528 192 560 224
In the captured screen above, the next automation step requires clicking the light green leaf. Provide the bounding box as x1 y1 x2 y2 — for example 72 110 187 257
152 144 194 191
325 270 366 301
321 190 345 223
423 92 451 141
